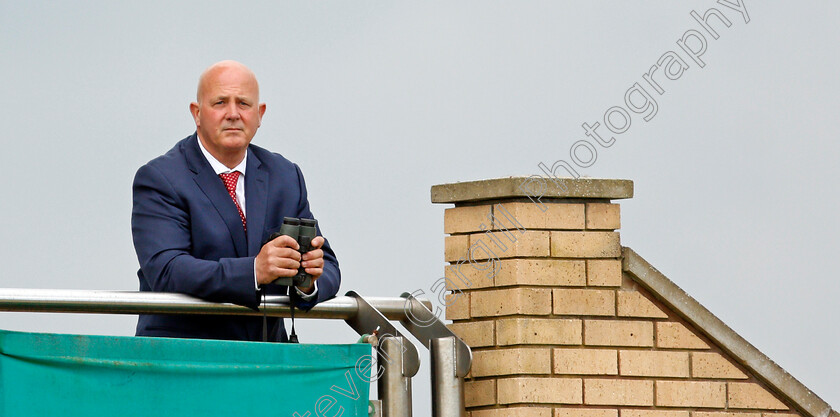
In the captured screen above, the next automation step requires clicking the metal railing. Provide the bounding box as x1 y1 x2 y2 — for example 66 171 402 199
0 288 471 417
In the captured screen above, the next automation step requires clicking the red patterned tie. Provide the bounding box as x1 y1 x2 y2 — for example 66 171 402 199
219 172 246 231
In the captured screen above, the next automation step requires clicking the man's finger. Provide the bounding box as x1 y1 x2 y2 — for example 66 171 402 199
272 267 299 279
304 267 323 278
274 247 301 261
302 260 324 270
302 248 323 262
310 236 325 249
269 234 300 250
271 256 300 270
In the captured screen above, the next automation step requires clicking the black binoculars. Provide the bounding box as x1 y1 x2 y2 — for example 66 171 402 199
266 217 318 288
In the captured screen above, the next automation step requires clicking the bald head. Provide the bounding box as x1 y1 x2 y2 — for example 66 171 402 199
196 60 260 103
190 60 266 168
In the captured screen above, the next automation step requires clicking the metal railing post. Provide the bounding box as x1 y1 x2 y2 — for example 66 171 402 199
378 336 413 417
430 337 466 417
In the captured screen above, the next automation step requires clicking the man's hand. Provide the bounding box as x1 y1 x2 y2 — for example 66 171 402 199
255 235 301 286
297 236 325 294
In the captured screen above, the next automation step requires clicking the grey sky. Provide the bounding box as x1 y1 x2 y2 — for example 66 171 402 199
1 0 837 411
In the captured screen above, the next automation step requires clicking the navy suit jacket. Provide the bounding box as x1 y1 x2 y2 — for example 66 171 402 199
132 134 340 341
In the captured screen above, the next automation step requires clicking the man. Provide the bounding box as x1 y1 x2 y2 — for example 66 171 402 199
131 60 340 341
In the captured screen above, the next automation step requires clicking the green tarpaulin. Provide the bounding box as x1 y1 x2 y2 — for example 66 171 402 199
0 329 371 416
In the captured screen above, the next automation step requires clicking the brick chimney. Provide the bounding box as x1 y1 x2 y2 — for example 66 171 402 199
431 177 806 417
433 176 633 416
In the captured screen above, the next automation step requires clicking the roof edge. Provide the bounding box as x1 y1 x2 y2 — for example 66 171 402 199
622 247 836 417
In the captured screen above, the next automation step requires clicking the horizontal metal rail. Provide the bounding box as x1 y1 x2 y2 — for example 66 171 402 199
0 288 470 417
0 288 431 320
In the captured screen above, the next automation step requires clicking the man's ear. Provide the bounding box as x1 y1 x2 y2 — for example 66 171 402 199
189 102 200 126
258 103 266 127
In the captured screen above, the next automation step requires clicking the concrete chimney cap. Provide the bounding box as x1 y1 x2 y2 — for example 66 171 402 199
431 176 634 204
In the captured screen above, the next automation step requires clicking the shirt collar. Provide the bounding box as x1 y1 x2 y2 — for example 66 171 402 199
196 134 248 176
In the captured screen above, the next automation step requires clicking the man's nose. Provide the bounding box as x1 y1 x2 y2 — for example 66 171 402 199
226 102 240 119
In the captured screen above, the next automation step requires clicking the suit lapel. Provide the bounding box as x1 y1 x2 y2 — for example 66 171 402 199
184 134 248 257
245 150 269 256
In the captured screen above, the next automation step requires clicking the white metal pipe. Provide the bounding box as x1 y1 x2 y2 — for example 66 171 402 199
0 288 430 320
430 337 466 417
378 336 413 417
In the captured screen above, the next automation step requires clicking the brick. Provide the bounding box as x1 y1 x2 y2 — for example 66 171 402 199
584 320 653 347
497 377 583 404
445 260 496 290
692 352 748 379
619 350 689 377
445 235 470 262
545 203 587 229
495 258 586 287
587 259 622 287
471 348 551 377
554 348 617 375
622 411 689 417
471 288 551 317
558 409 618 417
492 202 585 230
694 413 761 417
617 290 668 318
472 407 552 417
445 291 470 320
553 289 615 316
728 382 788 410
584 379 653 406
470 231 550 259
655 381 725 408
445 205 492 234
489 202 532 232
550 231 620 258
656 322 709 349
448 321 494 347
586 203 620 230
464 379 496 407
496 318 581 346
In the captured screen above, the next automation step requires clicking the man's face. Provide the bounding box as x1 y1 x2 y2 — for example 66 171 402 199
190 65 266 165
